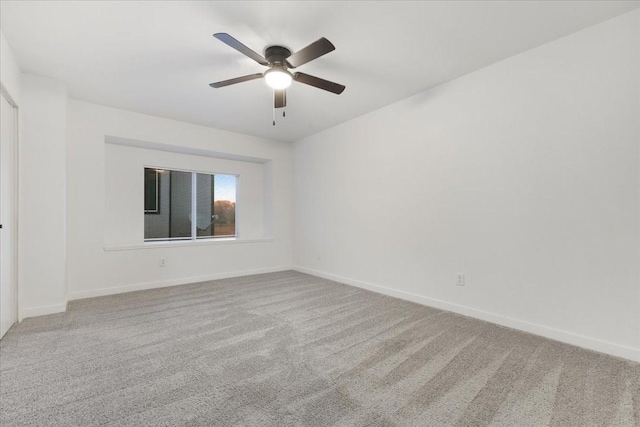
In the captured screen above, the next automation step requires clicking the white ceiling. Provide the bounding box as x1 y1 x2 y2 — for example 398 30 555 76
2 1 639 142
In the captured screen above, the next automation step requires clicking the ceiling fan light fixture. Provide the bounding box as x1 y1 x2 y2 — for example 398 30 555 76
264 68 293 89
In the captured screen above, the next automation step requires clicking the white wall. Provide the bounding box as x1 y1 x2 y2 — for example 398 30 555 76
1 30 21 104
293 10 640 361
19 74 68 318
66 100 292 300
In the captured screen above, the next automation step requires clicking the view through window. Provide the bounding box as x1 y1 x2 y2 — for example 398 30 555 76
144 167 237 241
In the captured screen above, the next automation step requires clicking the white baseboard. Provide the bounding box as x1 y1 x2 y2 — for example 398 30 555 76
21 302 68 320
294 266 640 363
68 265 292 301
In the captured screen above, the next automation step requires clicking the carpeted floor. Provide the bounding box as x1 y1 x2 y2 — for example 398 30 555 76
1 271 638 426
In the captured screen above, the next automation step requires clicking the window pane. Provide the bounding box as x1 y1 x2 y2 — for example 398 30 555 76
195 173 236 238
144 168 159 213
195 173 214 238
214 174 236 237
144 169 192 240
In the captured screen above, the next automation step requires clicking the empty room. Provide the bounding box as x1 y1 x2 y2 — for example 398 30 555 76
0 1 639 426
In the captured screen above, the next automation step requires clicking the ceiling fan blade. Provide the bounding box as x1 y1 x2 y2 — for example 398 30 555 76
209 73 263 88
213 33 269 66
286 38 335 68
293 72 345 94
274 89 286 108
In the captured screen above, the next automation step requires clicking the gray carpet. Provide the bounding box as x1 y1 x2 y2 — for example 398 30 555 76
1 271 638 426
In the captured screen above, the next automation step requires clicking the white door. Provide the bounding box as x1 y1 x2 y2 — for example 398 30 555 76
0 92 17 338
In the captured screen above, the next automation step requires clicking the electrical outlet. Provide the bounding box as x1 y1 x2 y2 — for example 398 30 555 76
456 273 465 286
159 258 167 267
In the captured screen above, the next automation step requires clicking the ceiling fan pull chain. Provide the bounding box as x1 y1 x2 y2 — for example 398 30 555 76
283 110 286 118
273 97 276 126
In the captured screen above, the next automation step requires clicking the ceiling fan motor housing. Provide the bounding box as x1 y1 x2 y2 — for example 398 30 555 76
265 46 292 67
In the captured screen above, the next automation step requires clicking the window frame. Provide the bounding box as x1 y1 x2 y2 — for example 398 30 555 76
143 168 160 214
143 165 238 243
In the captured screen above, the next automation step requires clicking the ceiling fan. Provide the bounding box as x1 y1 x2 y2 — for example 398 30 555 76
210 33 345 123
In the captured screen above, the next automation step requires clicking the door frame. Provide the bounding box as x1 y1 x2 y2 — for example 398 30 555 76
1 83 20 326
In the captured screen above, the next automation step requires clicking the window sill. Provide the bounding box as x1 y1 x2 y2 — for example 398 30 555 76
103 237 274 251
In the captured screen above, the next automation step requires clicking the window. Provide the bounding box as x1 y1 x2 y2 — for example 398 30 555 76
144 167 237 241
